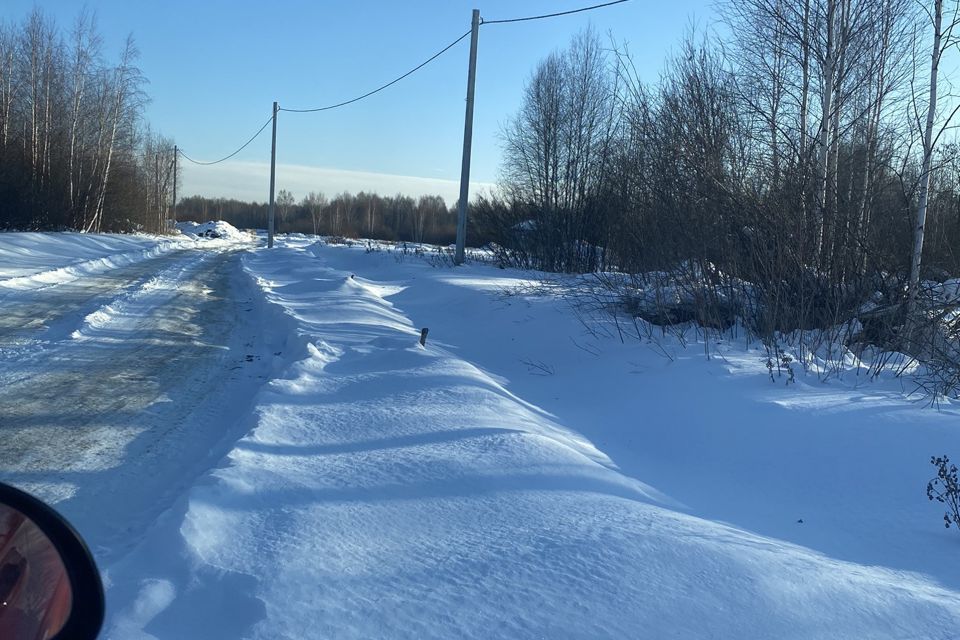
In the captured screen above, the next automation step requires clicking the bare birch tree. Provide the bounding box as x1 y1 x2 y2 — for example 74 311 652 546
909 0 960 310
302 191 327 236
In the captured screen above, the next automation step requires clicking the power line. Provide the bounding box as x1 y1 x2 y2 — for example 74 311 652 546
279 29 472 113
481 0 629 25
178 3 627 167
177 114 275 165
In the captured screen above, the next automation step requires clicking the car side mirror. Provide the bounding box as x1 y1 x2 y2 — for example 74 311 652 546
0 482 104 640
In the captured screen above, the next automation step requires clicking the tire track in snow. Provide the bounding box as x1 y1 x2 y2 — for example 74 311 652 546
0 248 194 356
0 245 289 564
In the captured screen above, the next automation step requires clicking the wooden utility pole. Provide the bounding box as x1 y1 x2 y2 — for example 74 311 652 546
268 101 278 248
454 9 480 265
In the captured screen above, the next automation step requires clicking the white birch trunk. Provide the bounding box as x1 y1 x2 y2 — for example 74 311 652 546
816 0 837 265
909 0 944 307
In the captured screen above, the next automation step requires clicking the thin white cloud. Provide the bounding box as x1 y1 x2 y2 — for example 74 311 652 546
180 161 498 206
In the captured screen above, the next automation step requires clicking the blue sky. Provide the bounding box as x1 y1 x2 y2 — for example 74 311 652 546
6 0 715 203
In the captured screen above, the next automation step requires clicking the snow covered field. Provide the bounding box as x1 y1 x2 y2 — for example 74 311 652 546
2 229 960 638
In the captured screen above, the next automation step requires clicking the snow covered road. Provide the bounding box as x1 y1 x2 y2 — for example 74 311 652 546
0 238 284 566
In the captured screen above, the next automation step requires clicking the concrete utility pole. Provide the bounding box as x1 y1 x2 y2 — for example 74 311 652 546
268 101 278 248
155 152 160 228
454 9 480 265
172 145 177 231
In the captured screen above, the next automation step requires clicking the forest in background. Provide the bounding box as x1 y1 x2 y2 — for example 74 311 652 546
176 191 469 246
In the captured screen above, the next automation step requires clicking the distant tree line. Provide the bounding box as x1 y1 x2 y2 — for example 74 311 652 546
0 8 176 233
475 1 960 358
177 190 472 245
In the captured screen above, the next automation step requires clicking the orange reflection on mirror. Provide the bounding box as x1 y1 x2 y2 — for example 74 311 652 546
0 504 71 640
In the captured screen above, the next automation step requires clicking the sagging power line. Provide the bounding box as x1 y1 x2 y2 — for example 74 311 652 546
280 30 472 114
179 1 628 165
480 0 630 25
176 114 274 166
174 112 271 231
177 0 631 256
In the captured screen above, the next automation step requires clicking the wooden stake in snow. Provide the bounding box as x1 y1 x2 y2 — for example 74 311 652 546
420 328 429 347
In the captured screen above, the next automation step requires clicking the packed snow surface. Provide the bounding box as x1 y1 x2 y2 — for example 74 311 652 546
0 231 185 288
2 231 960 639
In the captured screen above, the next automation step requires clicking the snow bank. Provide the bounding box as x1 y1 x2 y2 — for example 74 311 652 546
0 232 184 289
175 220 250 242
102 237 960 639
